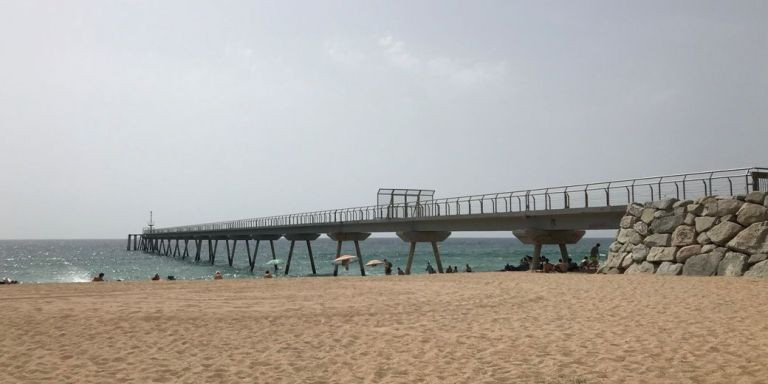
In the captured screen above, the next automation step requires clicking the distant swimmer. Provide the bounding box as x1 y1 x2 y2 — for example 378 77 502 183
151 273 161 281
263 270 273 279
92 273 105 282
214 271 223 280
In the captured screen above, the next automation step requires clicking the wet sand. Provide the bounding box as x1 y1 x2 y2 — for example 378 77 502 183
1 273 767 383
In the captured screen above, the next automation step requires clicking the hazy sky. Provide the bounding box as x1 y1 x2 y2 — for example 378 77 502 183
0 0 766 239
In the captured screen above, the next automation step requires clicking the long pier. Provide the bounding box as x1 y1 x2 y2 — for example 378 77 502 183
129 167 767 275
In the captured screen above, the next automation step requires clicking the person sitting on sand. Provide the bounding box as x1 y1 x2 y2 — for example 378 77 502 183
167 275 176 281
397 267 405 275
263 270 272 279
464 264 472 273
92 273 105 282
426 262 436 274
151 273 160 281
554 259 569 273
445 266 453 273
543 260 555 273
214 271 223 280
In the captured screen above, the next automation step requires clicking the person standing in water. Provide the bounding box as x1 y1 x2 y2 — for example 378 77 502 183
590 243 601 263
384 259 393 275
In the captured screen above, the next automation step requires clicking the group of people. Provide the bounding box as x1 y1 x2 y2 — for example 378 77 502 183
425 262 472 274
500 243 602 273
1 277 19 285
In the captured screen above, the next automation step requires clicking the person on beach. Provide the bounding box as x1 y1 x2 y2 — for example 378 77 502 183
263 270 272 279
590 243 601 263
151 273 160 281
446 266 453 273
397 267 405 275
464 264 472 273
92 273 105 282
214 271 223 280
1 277 19 284
384 259 393 275
426 262 436 274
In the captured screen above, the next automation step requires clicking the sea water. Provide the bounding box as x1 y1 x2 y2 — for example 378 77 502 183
0 237 612 283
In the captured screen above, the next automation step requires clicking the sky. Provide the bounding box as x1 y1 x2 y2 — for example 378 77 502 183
0 0 766 239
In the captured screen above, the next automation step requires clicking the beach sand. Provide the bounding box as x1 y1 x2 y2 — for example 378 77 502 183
1 273 767 383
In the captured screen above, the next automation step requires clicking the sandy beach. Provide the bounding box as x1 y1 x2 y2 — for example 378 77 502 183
1 273 767 383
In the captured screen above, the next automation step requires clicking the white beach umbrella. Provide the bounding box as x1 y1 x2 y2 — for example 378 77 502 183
265 259 284 266
333 255 358 265
365 259 384 267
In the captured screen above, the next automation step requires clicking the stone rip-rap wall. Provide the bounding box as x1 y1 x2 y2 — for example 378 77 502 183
603 191 768 277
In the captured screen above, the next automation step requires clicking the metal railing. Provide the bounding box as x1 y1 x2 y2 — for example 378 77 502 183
144 167 767 234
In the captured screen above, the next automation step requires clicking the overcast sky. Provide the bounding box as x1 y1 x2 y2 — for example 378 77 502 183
0 0 766 239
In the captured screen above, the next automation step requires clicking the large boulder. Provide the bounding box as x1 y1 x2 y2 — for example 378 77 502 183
717 252 747 276
744 260 768 278
726 222 768 254
651 213 685 233
748 253 767 266
684 213 695 225
620 215 637 229
651 198 678 210
631 244 649 262
745 191 767 205
644 233 672 247
715 199 744 216
620 253 634 269
701 197 720 217
707 221 744 245
694 216 717 233
674 200 694 209
736 203 768 226
609 241 622 252
647 246 677 262
627 203 644 217
625 261 655 274
676 244 702 263
640 208 656 224
671 225 697 247
683 251 725 276
688 203 704 215
656 261 683 276
633 221 649 236
617 228 642 245
696 232 712 245
605 252 622 269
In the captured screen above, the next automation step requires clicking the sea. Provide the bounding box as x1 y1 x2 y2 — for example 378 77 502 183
0 237 613 283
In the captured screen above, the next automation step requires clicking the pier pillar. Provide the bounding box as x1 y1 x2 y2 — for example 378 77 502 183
173 239 181 258
397 231 451 275
208 239 219 265
225 239 237 267
327 232 371 277
127 235 131 251
244 235 282 273
182 239 189 259
194 239 202 262
283 233 320 276
512 229 585 272
133 235 138 251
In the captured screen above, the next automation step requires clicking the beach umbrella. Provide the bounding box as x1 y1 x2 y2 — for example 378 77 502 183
333 255 358 265
265 259 284 266
365 259 384 267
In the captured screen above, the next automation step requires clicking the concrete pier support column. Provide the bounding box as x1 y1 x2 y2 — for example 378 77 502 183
283 233 320 276
133 235 138 251
182 239 189 259
512 229 585 272
327 232 371 277
208 238 219 265
127 235 131 251
396 231 451 275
